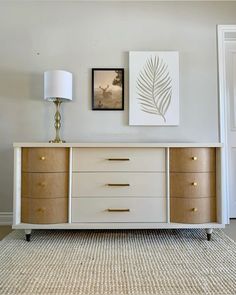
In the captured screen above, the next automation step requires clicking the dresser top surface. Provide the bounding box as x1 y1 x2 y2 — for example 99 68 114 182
13 142 223 148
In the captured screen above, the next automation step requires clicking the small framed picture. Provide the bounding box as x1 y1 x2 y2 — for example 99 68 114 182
92 68 124 110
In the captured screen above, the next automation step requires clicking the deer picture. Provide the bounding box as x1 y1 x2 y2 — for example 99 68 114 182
99 85 112 99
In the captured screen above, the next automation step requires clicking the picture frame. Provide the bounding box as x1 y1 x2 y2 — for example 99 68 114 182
92 68 124 110
129 51 179 126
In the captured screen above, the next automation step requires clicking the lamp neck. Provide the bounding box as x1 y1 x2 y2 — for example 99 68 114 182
54 97 62 105
49 98 65 143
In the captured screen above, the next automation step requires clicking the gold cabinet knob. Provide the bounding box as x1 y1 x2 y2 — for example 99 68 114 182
38 182 46 187
192 182 198 186
37 207 45 213
40 156 46 161
192 208 198 212
192 156 198 161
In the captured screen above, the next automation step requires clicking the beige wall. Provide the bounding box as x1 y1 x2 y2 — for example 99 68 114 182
0 1 236 212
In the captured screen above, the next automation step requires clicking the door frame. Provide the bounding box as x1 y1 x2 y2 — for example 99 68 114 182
217 25 236 223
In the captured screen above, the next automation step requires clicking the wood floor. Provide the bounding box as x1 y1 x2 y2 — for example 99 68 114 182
1 220 236 241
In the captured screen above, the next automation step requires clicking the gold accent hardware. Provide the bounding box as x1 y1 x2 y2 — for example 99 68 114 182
107 208 130 212
49 98 66 143
192 156 198 161
192 182 198 186
38 182 46 187
108 158 130 161
192 208 198 212
107 184 130 187
37 207 45 213
40 156 46 161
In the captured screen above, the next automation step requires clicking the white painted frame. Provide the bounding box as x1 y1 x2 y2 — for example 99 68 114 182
68 148 73 223
13 147 21 226
217 25 236 224
12 143 224 231
166 148 170 223
228 47 236 131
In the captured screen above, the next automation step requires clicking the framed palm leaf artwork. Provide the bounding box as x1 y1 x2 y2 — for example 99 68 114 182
129 51 179 125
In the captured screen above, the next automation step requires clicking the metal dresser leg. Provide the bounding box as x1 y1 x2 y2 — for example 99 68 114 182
25 229 32 242
206 228 213 241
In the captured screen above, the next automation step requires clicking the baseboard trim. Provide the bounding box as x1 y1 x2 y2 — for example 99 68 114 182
0 212 13 225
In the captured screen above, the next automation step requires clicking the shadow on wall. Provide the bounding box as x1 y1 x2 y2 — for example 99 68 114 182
0 71 43 101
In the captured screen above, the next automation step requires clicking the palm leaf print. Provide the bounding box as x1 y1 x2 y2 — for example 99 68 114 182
136 55 172 122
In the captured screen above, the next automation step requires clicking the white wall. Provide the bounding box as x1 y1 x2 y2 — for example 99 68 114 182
0 1 236 212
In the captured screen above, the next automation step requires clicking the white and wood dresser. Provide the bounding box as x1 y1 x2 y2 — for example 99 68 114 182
13 142 224 241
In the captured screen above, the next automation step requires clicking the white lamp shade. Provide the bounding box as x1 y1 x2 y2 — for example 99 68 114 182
44 70 72 101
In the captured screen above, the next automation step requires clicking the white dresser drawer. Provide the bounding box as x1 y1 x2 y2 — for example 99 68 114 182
71 198 166 223
72 148 165 172
72 172 166 197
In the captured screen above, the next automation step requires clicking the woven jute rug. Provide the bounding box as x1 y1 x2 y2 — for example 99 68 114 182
0 229 236 295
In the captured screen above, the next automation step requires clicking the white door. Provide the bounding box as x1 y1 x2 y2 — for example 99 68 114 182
225 39 236 218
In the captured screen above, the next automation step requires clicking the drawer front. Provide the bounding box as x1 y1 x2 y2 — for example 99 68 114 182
72 172 166 198
22 172 68 198
170 148 215 172
170 198 216 224
22 147 69 172
72 198 166 223
170 172 215 198
21 198 68 224
72 148 165 172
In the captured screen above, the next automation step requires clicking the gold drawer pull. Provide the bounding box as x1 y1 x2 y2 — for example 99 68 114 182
192 182 198 186
107 208 130 212
191 156 198 161
37 207 45 213
107 183 130 187
40 156 46 161
192 208 198 212
107 158 130 161
38 182 46 187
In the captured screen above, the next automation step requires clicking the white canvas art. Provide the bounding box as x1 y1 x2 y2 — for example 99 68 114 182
129 51 179 126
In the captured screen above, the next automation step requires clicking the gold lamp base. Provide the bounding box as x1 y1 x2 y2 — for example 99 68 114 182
49 98 66 144
49 139 66 143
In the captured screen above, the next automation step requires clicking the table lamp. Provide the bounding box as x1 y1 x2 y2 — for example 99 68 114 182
44 70 72 143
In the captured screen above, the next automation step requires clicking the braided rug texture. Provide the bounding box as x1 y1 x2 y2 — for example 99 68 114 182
0 229 236 295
